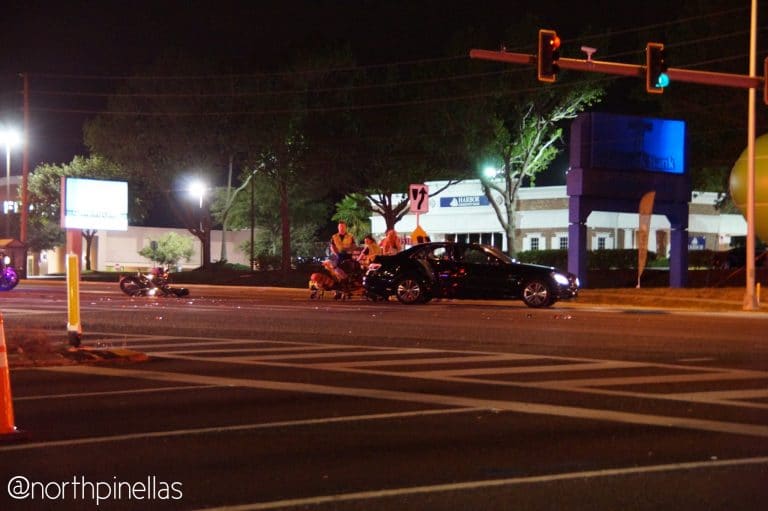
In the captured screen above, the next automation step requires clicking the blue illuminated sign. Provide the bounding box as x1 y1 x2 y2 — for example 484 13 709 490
590 113 685 174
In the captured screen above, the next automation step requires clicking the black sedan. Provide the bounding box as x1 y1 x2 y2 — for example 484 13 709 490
362 242 579 308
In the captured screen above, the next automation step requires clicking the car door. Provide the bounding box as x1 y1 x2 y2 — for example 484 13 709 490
454 245 509 298
420 244 460 298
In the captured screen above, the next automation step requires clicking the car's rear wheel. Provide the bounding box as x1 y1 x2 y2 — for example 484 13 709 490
395 276 426 304
521 279 553 308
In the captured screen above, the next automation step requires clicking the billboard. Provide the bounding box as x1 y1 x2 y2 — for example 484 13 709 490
590 113 686 174
61 177 128 231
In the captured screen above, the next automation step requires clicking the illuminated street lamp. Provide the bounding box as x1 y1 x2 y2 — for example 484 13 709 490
482 165 499 179
187 179 211 269
1 128 22 238
188 180 207 209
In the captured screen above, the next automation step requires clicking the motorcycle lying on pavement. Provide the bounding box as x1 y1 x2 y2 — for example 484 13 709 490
119 267 189 297
0 255 19 291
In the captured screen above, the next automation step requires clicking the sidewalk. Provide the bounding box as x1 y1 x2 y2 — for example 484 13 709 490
573 287 767 313
238 285 766 313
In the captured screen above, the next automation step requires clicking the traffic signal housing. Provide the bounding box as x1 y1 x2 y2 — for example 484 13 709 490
764 57 768 105
538 29 561 83
646 42 669 94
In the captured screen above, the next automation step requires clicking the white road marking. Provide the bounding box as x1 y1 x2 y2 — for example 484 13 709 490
191 456 768 511
407 360 646 377
310 353 542 368
0 407 483 452
536 370 767 388
13 384 224 401
33 364 768 438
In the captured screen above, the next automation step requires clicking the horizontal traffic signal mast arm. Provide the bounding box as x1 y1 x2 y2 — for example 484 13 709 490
469 49 765 90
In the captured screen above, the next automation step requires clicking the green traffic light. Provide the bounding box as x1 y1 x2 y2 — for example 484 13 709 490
656 72 670 88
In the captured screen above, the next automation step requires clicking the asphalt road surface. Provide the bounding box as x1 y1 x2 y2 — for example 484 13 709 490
1 281 767 510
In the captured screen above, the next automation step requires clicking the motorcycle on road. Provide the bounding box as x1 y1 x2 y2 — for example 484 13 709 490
119 267 189 297
0 255 19 291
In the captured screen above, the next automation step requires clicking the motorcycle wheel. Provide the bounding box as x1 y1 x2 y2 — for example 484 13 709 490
119 276 144 296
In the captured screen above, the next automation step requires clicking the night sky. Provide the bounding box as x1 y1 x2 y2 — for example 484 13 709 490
0 1 762 173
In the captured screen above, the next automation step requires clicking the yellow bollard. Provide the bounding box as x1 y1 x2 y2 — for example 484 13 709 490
66 254 82 347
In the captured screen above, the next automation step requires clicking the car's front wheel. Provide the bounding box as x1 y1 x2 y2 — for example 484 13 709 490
395 276 427 304
521 279 553 308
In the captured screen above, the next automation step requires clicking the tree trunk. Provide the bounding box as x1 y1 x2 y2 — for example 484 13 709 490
82 230 96 271
279 179 291 273
220 154 234 263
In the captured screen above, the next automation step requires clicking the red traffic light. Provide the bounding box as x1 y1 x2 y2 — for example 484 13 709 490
538 29 561 83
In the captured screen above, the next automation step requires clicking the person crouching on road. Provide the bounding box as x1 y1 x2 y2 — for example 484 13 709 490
357 234 381 269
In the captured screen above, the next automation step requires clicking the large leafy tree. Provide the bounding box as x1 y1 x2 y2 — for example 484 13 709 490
478 83 604 255
87 47 357 272
458 20 605 256
342 61 476 231
84 53 248 270
27 154 144 270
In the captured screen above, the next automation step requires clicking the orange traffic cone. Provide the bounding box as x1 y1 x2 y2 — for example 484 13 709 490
0 313 25 441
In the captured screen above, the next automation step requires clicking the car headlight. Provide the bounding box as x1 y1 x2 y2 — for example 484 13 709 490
553 272 570 285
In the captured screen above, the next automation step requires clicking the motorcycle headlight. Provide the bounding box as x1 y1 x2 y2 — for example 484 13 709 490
553 272 570 286
2 256 9 265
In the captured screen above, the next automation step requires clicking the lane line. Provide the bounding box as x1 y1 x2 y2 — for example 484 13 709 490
191 456 768 511
0 407 483 452
33 364 768 438
14 384 224 401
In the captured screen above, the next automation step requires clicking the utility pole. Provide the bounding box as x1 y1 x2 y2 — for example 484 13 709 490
20 73 29 246
744 0 759 310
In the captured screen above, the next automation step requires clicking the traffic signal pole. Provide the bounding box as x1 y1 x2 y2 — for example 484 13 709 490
472 31 766 310
469 49 765 92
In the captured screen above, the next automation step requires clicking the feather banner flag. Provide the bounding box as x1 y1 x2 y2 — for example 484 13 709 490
636 191 656 288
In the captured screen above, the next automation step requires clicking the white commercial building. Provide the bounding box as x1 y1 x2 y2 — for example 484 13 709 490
29 226 253 275
371 180 746 256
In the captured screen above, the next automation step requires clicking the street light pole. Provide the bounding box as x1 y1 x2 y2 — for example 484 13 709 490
5 141 10 238
744 0 759 310
1 129 21 239
188 179 208 269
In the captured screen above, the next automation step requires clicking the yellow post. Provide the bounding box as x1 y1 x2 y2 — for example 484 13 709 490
66 253 82 347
